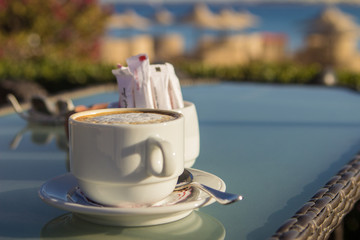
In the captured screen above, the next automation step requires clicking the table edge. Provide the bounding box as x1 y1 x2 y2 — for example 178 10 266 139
270 153 360 240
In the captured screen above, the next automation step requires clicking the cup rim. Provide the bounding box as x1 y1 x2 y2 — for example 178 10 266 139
69 108 184 127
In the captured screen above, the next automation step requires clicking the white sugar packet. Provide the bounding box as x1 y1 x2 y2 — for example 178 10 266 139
126 54 155 108
166 63 184 109
150 64 172 110
111 67 135 108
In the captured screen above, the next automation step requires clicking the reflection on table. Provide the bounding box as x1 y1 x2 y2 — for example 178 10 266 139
41 211 225 240
9 123 67 151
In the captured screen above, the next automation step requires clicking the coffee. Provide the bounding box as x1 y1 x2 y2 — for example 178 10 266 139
75 111 176 125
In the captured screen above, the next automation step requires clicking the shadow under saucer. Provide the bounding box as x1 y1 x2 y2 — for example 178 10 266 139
40 210 225 240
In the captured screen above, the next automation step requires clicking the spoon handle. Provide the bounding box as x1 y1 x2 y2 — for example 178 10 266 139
191 182 243 205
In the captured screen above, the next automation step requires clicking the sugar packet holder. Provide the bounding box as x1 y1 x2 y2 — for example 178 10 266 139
112 54 184 110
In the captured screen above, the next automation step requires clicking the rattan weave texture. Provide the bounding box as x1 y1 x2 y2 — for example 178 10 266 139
271 154 360 240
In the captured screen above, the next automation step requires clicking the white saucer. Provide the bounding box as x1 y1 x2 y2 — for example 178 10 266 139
39 168 226 226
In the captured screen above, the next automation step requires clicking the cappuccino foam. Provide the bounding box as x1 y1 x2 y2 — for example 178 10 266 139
76 111 175 125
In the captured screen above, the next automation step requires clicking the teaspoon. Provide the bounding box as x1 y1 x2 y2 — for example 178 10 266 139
175 169 243 205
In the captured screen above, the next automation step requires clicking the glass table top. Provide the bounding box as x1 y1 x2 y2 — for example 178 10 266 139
1 82 360 239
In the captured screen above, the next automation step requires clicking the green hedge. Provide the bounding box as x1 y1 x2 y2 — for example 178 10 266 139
177 61 321 84
3 59 360 94
177 61 360 91
337 70 360 91
0 59 115 93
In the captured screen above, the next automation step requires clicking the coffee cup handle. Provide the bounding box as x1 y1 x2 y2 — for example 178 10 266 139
146 137 176 177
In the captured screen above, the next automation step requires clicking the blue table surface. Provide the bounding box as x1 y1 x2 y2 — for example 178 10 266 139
1 82 360 239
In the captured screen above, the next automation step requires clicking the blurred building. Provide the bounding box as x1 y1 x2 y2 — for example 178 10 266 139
99 3 289 66
295 7 360 72
155 34 185 61
262 33 288 62
194 33 287 66
100 35 155 64
100 9 155 64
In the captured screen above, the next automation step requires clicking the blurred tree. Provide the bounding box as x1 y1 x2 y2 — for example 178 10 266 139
0 0 111 62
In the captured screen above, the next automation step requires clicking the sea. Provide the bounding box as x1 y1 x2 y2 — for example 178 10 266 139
104 2 360 53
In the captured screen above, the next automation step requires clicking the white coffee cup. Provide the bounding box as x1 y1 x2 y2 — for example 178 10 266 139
69 108 184 206
173 101 200 168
